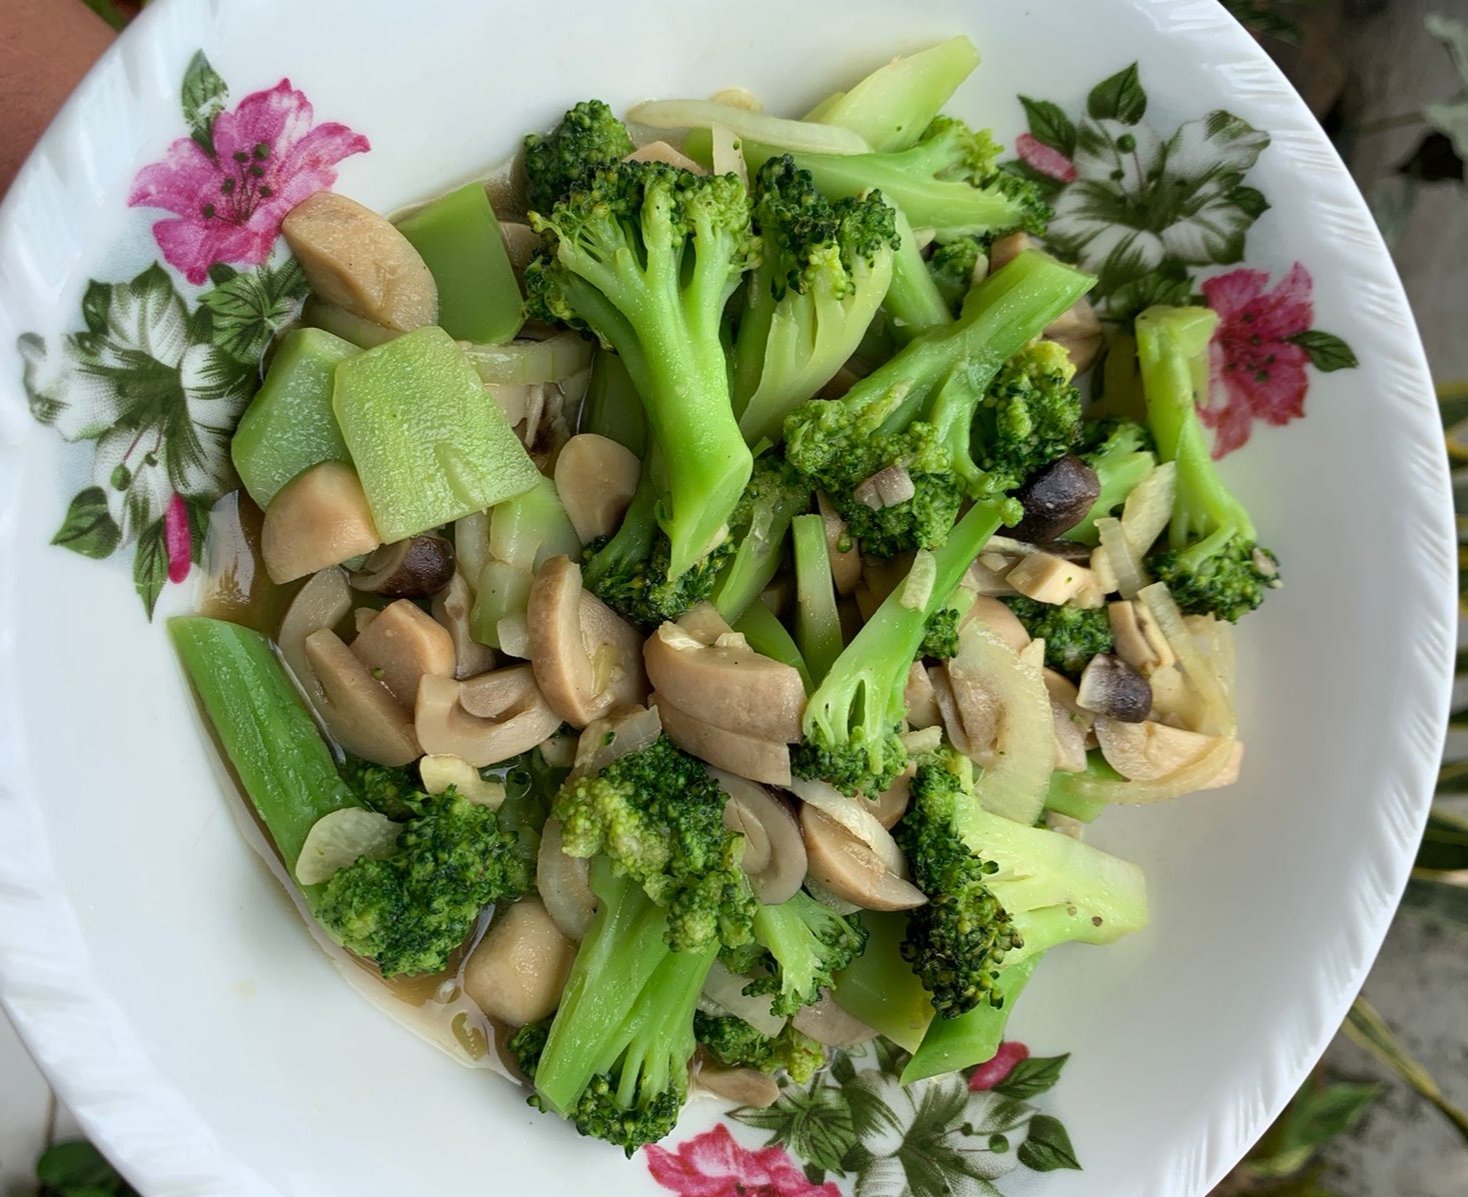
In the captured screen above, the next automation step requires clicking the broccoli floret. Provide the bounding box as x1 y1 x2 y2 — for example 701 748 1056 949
554 736 756 953
1000 597 1113 680
895 753 1021 1017
972 341 1083 493
735 891 869 1016
523 100 635 215
794 498 1018 795
711 451 814 625
527 160 758 581
731 156 899 446
315 790 534 977
693 1012 827 1084
508 1019 551 1081
1065 417 1158 544
530 864 717 1155
339 755 424 820
783 250 1092 557
1134 306 1281 621
584 456 733 629
927 237 983 315
896 747 1150 1017
918 606 960 660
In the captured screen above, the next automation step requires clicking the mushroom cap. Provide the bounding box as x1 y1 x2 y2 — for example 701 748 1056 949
303 628 421 766
799 805 926 912
1095 717 1227 781
462 898 577 1027
431 572 498 680
791 991 878 1047
643 621 805 743
349 535 456 597
553 434 641 544
278 566 352 705
527 555 647 727
350 599 457 708
414 667 561 768
712 770 807 905
651 691 791 786
260 461 382 585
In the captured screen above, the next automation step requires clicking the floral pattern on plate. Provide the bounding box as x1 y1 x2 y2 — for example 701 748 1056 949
17 52 366 615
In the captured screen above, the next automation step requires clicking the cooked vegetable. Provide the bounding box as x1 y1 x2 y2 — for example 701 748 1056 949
693 1013 826 1083
1001 596 1114 680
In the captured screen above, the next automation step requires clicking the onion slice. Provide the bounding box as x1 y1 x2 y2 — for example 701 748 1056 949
627 99 872 155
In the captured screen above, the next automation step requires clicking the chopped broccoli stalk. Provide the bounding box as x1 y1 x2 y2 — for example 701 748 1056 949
884 208 957 341
926 236 983 315
583 453 732 629
732 602 814 694
523 100 635 214
526 161 758 580
895 751 1022 1017
792 513 844 685
918 606 960 660
693 1012 827 1084
710 453 813 625
531 863 717 1154
1044 754 1119 823
1136 306 1280 621
580 349 648 457
1000 597 1113 680
737 890 869 1016
794 498 1018 796
1064 417 1157 544
782 250 1093 558
829 911 934 1052
900 955 1040 1084
554 735 757 953
801 36 981 153
732 157 899 447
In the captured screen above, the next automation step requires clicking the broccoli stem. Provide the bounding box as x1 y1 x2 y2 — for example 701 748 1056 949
899 955 1040 1084
830 911 933 1052
732 602 813 694
792 513 844 685
170 617 357 876
1044 756 1118 823
580 349 648 457
884 209 954 341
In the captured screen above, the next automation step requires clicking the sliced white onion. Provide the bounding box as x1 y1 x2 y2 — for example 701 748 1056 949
801 877 861 916
627 99 871 154
1138 582 1235 737
787 777 907 879
1098 516 1148 599
536 818 596 940
464 334 594 386
571 705 663 778
711 124 748 189
1120 461 1175 555
700 960 787 1036
295 809 402 886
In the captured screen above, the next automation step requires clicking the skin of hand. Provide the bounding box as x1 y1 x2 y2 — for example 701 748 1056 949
0 0 115 195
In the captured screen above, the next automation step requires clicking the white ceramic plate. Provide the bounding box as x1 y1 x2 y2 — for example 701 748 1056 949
0 1 1453 1195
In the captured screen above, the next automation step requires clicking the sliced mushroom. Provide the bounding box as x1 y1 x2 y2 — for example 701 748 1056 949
714 770 807 905
870 765 914 830
1046 297 1103 373
571 705 664 778
792 990 878 1047
527 556 647 727
853 465 915 510
644 621 805 742
553 434 641 543
1095 717 1230 781
281 190 437 331
1108 600 1174 676
537 818 596 940
625 141 708 172
499 221 541 277
1146 664 1209 731
964 553 1017 597
418 754 506 807
354 608 379 634
415 668 561 767
278 566 352 703
351 599 457 708
1076 654 1153 724
432 572 498 679
938 661 1001 764
695 1062 780 1108
904 661 941 729
462 898 577 1027
652 692 791 786
1044 671 1092 773
928 665 975 758
349 535 456 597
1006 552 1101 606
962 595 1031 654
260 461 382 584
1010 457 1101 543
988 231 1033 273
817 493 861 596
799 806 926 911
303 629 421 765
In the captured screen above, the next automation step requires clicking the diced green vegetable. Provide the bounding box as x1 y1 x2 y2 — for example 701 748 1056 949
230 328 357 509
580 349 647 457
732 601 812 694
831 911 933 1052
489 475 583 570
170 616 357 874
397 183 525 344
900 955 1039 1084
471 561 534 647
301 295 398 349
333 326 541 542
465 334 594 386
792 513 843 685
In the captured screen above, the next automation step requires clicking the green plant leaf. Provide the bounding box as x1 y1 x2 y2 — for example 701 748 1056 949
51 487 122 560
1250 1082 1380 1179
1417 809 1468 871
1016 1114 1080 1172
1220 0 1304 41
36 1139 136 1195
1288 330 1359 373
993 1054 1069 1100
1019 97 1077 157
1087 63 1147 125
198 258 309 362
181 52 228 156
1345 996 1468 1147
1437 757 1468 794
1440 380 1468 429
132 520 170 619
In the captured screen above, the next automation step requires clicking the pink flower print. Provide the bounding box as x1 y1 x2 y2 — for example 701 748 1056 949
1199 263 1314 458
968 1041 1030 1091
130 80 368 284
646 1125 841 1197
1015 133 1077 183
165 493 192 583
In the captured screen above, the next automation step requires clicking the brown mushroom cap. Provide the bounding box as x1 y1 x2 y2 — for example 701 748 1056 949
643 621 805 742
527 555 647 727
349 535 456 597
281 190 437 331
799 806 926 911
1010 457 1101 543
261 461 382 585
415 667 561 767
350 599 456 708
714 770 807 905
303 628 421 765
431 572 497 679
553 434 641 544
652 691 791 786
278 566 352 704
461 898 577 1027
1077 654 1153 724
